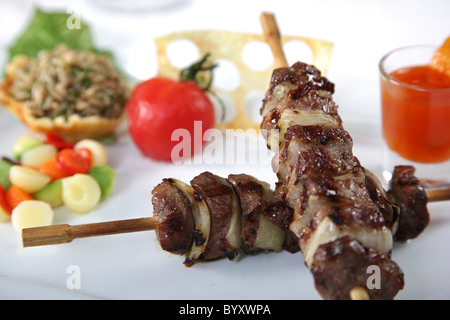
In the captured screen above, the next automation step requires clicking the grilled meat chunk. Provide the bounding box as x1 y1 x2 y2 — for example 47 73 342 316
311 236 404 300
228 174 285 254
365 169 400 231
190 172 242 261
152 179 195 255
168 179 211 267
388 166 430 241
261 200 300 253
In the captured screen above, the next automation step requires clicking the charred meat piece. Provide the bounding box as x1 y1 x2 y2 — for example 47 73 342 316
190 172 242 261
388 166 430 241
261 61 335 118
311 236 404 300
275 125 353 182
228 174 285 254
282 147 368 210
262 200 300 253
365 169 400 232
297 202 393 269
168 179 211 267
261 62 340 149
152 179 195 255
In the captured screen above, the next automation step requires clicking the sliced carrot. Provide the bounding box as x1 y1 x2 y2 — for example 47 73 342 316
40 158 67 181
6 185 34 210
430 36 450 78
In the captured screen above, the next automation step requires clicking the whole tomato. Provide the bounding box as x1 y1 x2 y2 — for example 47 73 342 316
125 77 215 162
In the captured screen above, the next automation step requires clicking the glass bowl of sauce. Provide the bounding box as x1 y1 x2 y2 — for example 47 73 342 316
379 45 450 185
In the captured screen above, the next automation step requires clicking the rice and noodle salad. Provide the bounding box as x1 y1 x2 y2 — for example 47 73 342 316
0 44 130 141
7 44 128 119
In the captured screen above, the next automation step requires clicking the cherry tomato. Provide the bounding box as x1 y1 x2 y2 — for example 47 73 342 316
0 184 11 215
56 148 92 176
45 133 75 149
125 77 215 162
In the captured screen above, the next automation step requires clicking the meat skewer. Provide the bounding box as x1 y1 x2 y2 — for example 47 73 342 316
152 172 286 266
259 14 399 299
258 12 432 299
21 169 442 248
22 172 288 265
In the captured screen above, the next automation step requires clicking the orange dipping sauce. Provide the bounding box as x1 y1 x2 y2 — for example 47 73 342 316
381 65 450 163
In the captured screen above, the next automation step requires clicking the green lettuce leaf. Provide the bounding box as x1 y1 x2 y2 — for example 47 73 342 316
7 8 112 60
3 8 134 82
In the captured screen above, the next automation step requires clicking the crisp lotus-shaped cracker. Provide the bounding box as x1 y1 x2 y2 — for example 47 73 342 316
155 30 333 132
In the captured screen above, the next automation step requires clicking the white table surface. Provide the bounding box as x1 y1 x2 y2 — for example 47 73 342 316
0 0 449 300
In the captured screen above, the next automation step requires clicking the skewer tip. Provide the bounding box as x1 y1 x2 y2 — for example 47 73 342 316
424 184 450 202
349 286 370 300
259 11 289 68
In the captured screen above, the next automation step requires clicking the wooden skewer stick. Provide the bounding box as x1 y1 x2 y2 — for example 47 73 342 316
22 217 158 248
260 12 289 68
425 186 450 202
349 286 370 300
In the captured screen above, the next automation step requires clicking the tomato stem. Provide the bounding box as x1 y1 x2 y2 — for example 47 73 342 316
1 156 17 166
180 53 217 91
180 53 226 122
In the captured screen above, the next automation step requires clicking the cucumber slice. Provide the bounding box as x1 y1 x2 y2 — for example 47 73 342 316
88 165 115 200
33 179 63 208
0 158 13 190
12 135 43 159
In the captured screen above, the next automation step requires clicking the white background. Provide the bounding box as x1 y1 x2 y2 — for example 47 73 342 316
1 0 449 119
0 0 449 300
